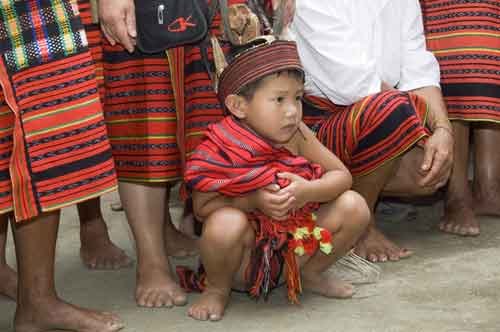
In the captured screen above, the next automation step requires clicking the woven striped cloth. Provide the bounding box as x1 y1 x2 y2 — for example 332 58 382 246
184 116 326 303
421 0 500 123
0 0 117 221
303 90 430 177
102 2 242 183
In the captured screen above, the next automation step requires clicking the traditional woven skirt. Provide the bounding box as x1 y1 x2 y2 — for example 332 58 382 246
102 10 227 183
0 0 117 222
421 0 500 123
303 91 430 177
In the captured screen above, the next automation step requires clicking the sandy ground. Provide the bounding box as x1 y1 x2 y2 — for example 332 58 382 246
1 191 500 332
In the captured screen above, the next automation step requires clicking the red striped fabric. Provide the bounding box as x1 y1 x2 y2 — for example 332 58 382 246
304 90 430 177
217 40 303 105
421 0 500 122
0 0 117 222
102 3 233 183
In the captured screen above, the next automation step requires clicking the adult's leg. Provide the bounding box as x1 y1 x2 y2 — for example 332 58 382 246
163 186 198 257
301 190 370 298
188 207 254 322
354 146 438 262
439 121 478 235
79 197 133 269
13 211 123 332
472 123 500 216
119 181 186 308
308 91 433 263
0 213 16 300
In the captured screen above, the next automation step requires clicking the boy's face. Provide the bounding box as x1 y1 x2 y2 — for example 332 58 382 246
238 72 304 145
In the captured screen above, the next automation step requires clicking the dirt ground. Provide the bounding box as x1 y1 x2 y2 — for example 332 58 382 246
1 191 499 332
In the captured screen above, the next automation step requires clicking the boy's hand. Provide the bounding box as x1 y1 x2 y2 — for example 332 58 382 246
277 172 310 210
250 184 296 220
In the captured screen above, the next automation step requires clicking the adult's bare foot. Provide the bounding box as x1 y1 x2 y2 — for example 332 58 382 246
187 286 230 321
473 197 500 217
15 297 123 332
0 263 17 300
354 225 412 262
164 225 198 258
80 218 133 270
136 267 187 308
439 200 479 236
302 272 354 298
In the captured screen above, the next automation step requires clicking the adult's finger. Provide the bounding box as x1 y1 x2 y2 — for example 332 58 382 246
101 24 117 46
420 152 446 186
125 8 137 40
420 144 435 173
112 20 135 52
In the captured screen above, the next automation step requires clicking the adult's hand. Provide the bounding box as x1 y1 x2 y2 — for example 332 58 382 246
418 127 454 189
99 0 137 52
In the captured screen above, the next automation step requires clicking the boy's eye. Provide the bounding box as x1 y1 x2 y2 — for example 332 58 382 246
276 96 284 103
296 95 303 101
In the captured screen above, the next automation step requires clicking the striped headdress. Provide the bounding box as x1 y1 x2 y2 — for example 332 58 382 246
217 37 303 105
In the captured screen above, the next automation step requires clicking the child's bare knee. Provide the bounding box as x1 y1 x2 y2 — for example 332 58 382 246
335 190 370 230
203 207 252 244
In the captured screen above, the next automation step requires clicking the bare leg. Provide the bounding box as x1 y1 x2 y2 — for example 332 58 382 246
0 213 17 300
188 207 254 322
352 158 409 262
79 197 133 270
119 182 186 308
302 191 370 298
473 123 500 216
439 122 478 236
163 187 198 257
13 211 124 332
354 146 438 262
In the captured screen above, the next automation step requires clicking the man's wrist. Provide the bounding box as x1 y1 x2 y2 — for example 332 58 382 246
432 119 453 135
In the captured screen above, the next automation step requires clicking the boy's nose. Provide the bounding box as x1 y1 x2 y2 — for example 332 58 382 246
285 103 298 118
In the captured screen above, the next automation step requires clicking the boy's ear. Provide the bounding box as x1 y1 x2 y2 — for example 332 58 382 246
225 94 248 119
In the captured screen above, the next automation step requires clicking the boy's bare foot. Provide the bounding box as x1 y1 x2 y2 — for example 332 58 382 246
439 200 479 236
80 218 133 270
354 225 412 262
164 226 198 258
15 297 123 332
187 286 230 321
302 272 354 298
136 267 187 308
0 263 17 300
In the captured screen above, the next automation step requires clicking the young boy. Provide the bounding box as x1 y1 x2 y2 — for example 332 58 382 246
183 39 370 321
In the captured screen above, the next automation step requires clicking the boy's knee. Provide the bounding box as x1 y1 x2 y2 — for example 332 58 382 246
203 207 252 244
336 190 370 230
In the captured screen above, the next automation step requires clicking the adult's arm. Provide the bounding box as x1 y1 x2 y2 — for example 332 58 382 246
291 1 381 105
412 86 454 189
98 0 137 52
397 1 453 189
397 0 441 91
